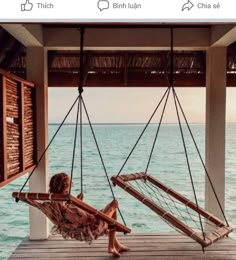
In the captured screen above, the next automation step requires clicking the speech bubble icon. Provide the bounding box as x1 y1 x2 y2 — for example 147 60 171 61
98 0 109 11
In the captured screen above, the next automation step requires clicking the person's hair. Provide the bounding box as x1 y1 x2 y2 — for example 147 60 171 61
49 173 70 194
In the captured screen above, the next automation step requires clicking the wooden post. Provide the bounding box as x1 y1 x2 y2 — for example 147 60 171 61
0 76 7 182
19 82 25 172
26 47 49 239
205 47 226 220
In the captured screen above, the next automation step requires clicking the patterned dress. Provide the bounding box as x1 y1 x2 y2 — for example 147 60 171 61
39 201 108 243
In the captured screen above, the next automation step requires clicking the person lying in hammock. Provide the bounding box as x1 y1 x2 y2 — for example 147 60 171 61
27 172 129 257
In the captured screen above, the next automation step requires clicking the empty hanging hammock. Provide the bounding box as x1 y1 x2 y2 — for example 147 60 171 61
111 28 233 249
12 27 131 241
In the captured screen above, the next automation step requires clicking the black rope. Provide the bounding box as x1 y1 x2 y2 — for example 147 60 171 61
79 26 84 95
170 27 174 87
145 181 201 231
129 177 217 233
79 95 83 194
81 96 126 225
144 33 174 175
77 26 126 225
69 97 80 196
169 27 206 246
145 87 171 174
170 27 204 242
67 26 85 196
18 95 80 194
172 87 206 241
78 26 84 194
116 87 170 177
147 180 204 231
172 88 229 226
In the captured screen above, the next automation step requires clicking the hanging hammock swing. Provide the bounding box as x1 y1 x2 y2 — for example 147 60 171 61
12 27 131 245
111 27 233 249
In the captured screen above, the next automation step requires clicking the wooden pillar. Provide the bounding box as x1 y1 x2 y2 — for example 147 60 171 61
205 47 226 220
19 82 25 172
0 76 7 183
26 47 49 239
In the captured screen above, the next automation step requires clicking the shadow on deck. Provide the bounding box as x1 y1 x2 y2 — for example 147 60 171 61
9 232 236 260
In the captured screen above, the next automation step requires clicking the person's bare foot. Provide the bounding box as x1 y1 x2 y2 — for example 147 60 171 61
115 240 129 253
108 247 121 257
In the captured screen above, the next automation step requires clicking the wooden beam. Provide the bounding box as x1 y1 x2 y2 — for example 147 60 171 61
0 75 4 182
0 69 34 86
45 28 210 50
211 25 236 47
19 82 25 172
1 24 43 47
0 76 7 182
49 51 205 58
32 84 37 165
0 165 35 188
13 68 236 86
48 72 205 87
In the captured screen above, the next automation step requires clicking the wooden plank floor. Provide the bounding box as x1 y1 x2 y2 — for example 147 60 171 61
9 233 236 260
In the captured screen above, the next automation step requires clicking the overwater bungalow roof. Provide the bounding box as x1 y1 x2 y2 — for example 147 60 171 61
1 25 236 87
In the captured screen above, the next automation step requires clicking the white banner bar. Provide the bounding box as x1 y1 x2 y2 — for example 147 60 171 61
0 0 236 22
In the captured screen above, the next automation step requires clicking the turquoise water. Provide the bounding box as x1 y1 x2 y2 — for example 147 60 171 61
0 123 235 259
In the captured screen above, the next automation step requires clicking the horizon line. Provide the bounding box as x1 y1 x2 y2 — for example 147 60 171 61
48 122 236 125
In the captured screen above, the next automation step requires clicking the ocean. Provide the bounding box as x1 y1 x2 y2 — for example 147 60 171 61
0 123 235 259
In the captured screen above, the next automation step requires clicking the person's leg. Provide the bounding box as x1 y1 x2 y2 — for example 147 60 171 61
108 226 121 257
102 199 118 218
103 200 129 256
102 200 120 256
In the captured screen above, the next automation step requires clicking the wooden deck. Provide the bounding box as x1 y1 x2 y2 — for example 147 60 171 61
9 233 236 260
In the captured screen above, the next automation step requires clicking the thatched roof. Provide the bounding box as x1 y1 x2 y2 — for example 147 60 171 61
1 26 236 87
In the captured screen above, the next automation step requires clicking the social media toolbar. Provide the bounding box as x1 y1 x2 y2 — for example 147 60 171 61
0 0 235 22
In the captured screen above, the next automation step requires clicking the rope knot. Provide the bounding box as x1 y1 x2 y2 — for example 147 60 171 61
78 87 84 94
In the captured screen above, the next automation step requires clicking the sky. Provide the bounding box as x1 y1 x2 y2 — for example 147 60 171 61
48 87 236 124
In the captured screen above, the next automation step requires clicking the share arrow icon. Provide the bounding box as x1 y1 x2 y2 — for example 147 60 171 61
182 0 194 11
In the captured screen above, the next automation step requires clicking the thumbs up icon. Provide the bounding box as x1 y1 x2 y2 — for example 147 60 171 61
21 0 33 11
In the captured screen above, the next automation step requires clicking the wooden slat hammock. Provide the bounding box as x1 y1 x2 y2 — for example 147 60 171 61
13 27 130 248
111 28 233 249
12 192 131 238
111 173 232 247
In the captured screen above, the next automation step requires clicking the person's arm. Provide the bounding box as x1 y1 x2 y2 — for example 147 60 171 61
64 204 96 225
